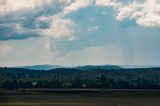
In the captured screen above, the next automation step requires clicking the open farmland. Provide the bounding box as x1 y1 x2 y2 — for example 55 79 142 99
0 89 160 106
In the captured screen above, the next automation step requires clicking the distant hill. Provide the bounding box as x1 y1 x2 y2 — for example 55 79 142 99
14 64 122 71
120 65 160 69
13 64 160 71
76 65 122 70
16 64 61 70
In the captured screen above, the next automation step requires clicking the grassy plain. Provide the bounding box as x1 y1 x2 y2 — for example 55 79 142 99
0 89 160 106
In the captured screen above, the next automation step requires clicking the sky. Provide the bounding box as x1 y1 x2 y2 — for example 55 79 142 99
0 0 160 67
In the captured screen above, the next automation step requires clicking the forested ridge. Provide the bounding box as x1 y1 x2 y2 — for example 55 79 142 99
0 67 160 89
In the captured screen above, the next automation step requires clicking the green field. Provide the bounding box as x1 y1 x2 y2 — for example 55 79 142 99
0 90 160 106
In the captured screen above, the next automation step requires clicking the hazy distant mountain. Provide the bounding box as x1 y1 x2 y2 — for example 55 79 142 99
14 64 160 71
18 64 61 70
120 65 160 69
76 65 122 70
16 64 122 71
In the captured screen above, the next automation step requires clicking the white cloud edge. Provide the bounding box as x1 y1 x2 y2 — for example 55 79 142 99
95 0 160 27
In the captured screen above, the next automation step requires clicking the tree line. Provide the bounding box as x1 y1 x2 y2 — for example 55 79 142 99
0 67 160 89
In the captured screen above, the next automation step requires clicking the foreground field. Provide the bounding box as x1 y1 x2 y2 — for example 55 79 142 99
0 90 160 106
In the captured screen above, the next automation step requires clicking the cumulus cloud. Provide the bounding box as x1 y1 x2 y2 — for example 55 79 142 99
0 0 94 41
0 0 63 40
41 17 74 39
96 0 160 27
96 0 121 7
63 0 93 15
0 0 66 16
0 0 160 41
